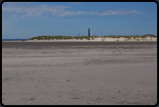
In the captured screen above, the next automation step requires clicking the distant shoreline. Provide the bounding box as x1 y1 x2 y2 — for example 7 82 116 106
2 35 157 42
2 38 157 42
5 40 154 42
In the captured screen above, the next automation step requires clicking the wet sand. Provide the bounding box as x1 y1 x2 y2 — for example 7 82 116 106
2 41 157 105
2 41 157 48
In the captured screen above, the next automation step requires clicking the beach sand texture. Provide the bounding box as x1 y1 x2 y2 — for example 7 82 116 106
2 42 157 105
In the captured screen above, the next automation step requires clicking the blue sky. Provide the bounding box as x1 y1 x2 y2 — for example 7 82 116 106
2 2 157 39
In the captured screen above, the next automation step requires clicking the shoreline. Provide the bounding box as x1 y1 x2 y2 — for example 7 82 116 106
2 41 157 42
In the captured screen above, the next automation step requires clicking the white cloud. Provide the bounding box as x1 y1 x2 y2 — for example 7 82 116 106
57 10 87 16
36 19 94 21
94 9 144 15
70 2 81 4
2 3 71 17
2 3 144 17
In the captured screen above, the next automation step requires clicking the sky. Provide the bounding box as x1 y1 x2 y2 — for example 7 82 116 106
2 2 157 39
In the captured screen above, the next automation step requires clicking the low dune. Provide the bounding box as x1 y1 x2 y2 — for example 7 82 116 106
26 36 157 42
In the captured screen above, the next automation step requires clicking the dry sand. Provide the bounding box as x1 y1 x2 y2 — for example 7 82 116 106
2 42 157 105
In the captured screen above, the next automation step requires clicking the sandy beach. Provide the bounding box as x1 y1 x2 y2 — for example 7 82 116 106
2 41 157 105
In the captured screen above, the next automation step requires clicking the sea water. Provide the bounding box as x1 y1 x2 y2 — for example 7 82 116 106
2 39 29 41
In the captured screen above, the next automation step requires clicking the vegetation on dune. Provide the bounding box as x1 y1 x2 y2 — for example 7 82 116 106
28 34 157 40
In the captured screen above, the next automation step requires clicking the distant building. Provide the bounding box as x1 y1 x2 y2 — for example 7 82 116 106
88 28 90 37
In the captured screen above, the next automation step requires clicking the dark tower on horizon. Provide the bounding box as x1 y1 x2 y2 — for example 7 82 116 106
88 28 90 41
88 28 90 37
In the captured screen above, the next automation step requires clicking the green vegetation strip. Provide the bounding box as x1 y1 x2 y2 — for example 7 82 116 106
28 34 157 40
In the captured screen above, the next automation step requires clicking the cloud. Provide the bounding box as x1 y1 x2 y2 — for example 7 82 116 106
2 3 145 17
2 3 71 17
36 19 94 21
56 11 87 16
70 2 81 4
94 9 145 15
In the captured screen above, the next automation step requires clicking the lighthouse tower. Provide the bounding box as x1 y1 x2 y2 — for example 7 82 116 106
88 28 90 37
88 28 90 40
